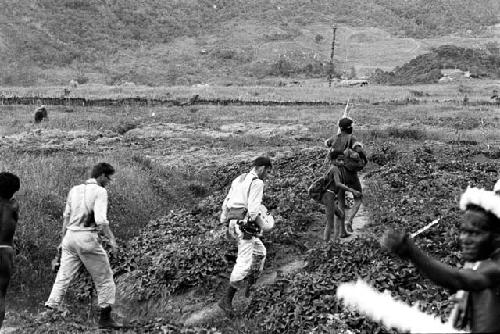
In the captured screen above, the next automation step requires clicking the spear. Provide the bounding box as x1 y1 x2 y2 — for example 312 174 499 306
410 218 440 238
337 98 350 134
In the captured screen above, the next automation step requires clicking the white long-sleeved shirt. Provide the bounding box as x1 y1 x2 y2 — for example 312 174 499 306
223 169 264 219
64 178 109 231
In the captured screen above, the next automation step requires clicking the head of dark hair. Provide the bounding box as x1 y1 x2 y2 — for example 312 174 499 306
253 156 272 168
0 172 20 199
91 163 115 179
466 204 500 234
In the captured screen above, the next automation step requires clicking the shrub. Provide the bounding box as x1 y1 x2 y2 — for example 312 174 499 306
75 72 89 84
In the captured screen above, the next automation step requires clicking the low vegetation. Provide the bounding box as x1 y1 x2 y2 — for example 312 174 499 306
0 91 498 333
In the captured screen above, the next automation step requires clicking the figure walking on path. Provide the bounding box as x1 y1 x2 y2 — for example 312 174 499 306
321 156 362 242
44 163 122 329
381 187 500 333
325 117 367 234
0 173 20 329
218 156 275 317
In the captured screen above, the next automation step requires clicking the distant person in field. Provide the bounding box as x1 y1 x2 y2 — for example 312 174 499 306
34 105 48 123
382 187 500 333
491 90 500 104
325 117 367 235
44 163 122 329
0 172 20 329
218 156 275 318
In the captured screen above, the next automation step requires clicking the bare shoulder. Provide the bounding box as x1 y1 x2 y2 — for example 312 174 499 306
476 256 500 282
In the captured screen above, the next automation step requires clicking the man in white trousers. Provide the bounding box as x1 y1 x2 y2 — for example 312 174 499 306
218 156 274 317
44 163 122 329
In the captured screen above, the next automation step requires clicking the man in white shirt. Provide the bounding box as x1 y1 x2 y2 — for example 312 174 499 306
44 163 122 329
218 156 273 317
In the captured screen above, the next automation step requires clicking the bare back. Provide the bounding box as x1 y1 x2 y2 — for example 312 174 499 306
0 199 18 246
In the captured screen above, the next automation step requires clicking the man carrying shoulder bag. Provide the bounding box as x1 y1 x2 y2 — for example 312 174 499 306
218 156 274 317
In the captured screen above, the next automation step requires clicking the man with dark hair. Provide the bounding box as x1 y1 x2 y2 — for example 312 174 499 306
325 117 366 234
218 156 274 317
381 187 500 333
44 163 122 329
0 173 20 329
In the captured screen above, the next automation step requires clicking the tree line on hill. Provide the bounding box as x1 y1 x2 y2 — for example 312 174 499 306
370 44 500 85
0 0 498 86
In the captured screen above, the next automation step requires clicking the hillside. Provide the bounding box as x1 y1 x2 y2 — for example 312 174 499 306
1 0 499 86
371 44 500 85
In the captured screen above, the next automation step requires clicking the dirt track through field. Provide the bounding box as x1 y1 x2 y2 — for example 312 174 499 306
183 177 369 326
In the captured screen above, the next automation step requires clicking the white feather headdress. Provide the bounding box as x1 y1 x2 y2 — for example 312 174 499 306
459 187 500 220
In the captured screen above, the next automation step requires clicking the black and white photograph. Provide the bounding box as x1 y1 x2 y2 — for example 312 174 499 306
0 0 499 332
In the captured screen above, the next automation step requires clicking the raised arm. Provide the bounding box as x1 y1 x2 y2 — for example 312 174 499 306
382 230 500 291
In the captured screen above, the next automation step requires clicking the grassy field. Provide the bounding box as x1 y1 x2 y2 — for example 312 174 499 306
0 79 499 103
0 82 499 331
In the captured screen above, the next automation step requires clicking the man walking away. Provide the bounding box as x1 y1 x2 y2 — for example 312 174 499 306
45 163 122 329
0 173 20 329
218 156 274 317
325 118 366 233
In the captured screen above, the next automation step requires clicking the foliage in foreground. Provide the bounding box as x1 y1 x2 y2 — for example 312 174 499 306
10 140 499 333
244 143 498 333
73 149 329 302
0 148 198 302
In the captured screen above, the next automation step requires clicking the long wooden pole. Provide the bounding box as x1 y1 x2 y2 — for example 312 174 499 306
328 24 337 88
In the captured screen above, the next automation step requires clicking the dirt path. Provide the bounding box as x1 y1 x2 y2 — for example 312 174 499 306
183 177 370 326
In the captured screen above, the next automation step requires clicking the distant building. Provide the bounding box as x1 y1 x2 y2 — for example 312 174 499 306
440 69 470 81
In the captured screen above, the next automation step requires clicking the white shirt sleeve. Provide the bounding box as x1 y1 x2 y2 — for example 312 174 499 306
63 188 73 218
94 188 109 225
247 180 264 219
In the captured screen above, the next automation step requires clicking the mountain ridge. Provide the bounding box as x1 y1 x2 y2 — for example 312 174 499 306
1 0 499 86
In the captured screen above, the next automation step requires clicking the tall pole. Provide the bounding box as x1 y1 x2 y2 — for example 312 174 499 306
328 24 337 88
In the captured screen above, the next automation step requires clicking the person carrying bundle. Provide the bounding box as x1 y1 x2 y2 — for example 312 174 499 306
325 117 367 233
320 153 363 241
381 187 500 333
218 156 275 317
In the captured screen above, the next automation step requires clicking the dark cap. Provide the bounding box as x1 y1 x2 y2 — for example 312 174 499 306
253 156 272 168
338 117 353 129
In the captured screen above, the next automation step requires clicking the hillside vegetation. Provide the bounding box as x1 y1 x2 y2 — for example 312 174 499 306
1 0 499 86
371 44 500 85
